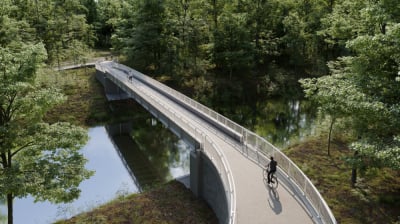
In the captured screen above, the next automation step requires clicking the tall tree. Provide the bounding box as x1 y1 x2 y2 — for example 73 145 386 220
241 0 280 69
116 0 167 74
0 42 93 224
282 0 330 75
213 10 254 78
96 0 125 48
302 0 400 185
0 3 92 223
13 0 94 66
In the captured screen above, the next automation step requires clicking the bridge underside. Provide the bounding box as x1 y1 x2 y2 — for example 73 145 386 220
96 69 230 223
97 69 199 149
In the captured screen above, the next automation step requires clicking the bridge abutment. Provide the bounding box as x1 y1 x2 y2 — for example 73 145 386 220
190 150 229 224
96 69 130 101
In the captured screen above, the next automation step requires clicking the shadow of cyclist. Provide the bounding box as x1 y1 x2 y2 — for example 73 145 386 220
268 186 282 214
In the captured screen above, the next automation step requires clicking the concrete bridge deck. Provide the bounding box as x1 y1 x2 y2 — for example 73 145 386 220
95 61 336 224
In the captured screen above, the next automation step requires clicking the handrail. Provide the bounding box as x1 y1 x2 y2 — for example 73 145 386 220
96 62 237 224
111 61 336 223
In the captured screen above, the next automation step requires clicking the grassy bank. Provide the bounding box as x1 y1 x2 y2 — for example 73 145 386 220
42 67 144 126
42 67 110 126
285 137 400 224
55 181 218 224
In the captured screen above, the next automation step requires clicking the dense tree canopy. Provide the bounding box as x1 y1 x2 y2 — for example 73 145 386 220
1 1 93 224
301 0 400 172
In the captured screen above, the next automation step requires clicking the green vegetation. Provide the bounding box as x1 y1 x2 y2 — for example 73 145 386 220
286 136 400 224
0 3 93 223
42 68 145 126
1 0 399 223
42 68 111 126
300 0 400 184
55 181 218 224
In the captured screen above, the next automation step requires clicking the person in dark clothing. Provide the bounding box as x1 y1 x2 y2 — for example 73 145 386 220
267 156 277 184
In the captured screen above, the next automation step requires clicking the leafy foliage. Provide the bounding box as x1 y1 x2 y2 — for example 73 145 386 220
0 2 94 223
301 1 400 171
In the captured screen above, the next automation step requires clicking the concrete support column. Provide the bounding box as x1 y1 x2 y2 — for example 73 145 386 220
190 149 203 198
104 77 121 95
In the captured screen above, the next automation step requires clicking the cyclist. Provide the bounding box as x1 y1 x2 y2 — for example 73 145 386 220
267 156 277 184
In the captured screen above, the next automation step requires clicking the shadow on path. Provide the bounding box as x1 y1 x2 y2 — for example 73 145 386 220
262 170 282 214
268 186 282 214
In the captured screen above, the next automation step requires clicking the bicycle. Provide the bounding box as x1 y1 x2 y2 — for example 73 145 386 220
263 166 278 189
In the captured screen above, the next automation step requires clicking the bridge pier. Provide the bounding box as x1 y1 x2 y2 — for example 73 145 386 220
190 149 203 198
190 149 229 224
96 69 130 101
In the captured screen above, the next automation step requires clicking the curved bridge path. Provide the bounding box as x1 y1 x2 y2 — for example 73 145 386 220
96 61 333 224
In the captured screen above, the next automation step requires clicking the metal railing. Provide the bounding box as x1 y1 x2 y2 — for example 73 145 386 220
96 62 237 223
97 61 337 224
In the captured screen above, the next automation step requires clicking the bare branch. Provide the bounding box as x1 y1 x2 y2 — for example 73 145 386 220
11 141 35 157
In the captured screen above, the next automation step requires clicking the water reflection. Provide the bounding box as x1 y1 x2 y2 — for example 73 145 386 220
252 99 317 149
206 97 317 149
105 120 190 191
0 127 137 224
0 115 191 224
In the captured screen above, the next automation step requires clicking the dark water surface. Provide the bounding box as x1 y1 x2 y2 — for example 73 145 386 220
209 98 317 149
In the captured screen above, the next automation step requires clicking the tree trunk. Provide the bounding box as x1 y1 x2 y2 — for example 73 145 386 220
351 167 357 188
7 193 13 224
212 0 218 29
329 0 334 12
351 151 359 187
327 117 335 156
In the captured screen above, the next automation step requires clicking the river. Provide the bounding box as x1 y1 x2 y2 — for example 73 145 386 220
0 115 191 224
0 96 316 224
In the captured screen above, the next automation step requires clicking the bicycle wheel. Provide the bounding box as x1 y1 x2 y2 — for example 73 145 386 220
263 167 269 180
270 175 278 189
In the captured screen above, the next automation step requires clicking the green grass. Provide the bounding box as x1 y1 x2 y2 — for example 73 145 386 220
285 137 400 224
54 181 218 224
42 68 143 126
41 67 111 126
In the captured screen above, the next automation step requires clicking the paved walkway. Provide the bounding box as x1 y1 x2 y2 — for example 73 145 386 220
100 61 314 224
205 127 313 224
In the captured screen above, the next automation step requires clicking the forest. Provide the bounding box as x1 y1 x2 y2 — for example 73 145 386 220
1 0 399 223
74 0 400 177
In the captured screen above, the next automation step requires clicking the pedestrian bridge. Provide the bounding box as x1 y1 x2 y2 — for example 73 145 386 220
95 61 336 224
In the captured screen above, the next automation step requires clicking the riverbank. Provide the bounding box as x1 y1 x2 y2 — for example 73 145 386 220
43 67 143 126
54 181 218 224
285 136 400 224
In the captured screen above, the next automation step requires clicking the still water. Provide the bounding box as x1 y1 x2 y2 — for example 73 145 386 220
210 98 318 149
0 118 191 224
0 97 316 224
